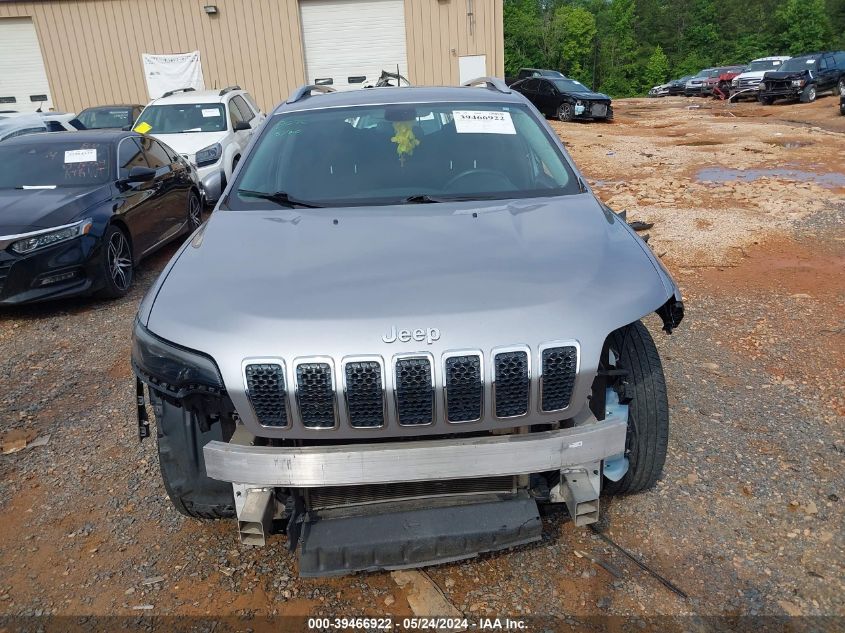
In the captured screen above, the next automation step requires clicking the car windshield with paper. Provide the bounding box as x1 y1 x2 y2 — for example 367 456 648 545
228 102 579 207
134 103 226 134
0 142 111 189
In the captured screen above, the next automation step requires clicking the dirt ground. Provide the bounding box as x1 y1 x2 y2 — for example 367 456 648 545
1 94 843 630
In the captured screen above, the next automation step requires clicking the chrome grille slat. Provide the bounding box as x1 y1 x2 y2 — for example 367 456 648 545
540 345 578 412
244 362 288 427
394 356 434 425
296 361 336 429
344 360 385 428
444 353 483 423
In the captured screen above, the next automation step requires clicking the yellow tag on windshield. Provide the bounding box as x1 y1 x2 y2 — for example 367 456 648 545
134 122 152 134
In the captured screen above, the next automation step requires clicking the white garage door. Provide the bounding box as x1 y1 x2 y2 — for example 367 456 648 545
300 0 408 91
0 18 52 112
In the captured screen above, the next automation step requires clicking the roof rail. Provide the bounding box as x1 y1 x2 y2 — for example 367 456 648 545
219 85 241 96
161 87 196 99
462 77 511 94
286 84 336 104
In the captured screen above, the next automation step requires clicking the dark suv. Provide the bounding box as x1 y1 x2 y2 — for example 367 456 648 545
758 51 845 104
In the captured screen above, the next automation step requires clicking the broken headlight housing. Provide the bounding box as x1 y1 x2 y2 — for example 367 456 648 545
131 319 224 396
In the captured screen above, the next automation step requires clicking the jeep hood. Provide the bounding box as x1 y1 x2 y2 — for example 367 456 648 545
144 194 677 419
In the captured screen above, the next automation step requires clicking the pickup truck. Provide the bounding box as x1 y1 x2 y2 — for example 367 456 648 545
758 51 845 104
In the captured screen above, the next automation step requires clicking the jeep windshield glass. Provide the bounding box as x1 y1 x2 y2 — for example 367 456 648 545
779 57 817 72
0 141 112 189
229 102 580 207
133 103 227 133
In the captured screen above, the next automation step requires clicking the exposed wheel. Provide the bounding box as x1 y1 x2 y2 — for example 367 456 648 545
153 393 235 519
758 95 773 106
800 84 816 103
603 321 669 495
97 224 133 298
187 190 202 230
557 102 574 122
837 78 845 96
604 106 614 122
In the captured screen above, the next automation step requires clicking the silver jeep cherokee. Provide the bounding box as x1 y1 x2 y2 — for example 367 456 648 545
131 79 684 577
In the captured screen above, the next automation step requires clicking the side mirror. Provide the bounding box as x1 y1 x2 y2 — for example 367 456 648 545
233 120 251 132
127 166 156 182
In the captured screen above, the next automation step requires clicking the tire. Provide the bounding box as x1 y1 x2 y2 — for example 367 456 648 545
154 394 235 519
604 106 614 122
758 95 773 106
837 78 845 97
603 321 669 495
800 84 816 103
96 224 133 299
187 190 202 230
557 102 574 122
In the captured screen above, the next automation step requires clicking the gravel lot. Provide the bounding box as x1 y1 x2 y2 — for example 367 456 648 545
1 96 843 628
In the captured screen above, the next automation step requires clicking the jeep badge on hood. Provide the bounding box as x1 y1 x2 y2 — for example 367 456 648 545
382 326 441 344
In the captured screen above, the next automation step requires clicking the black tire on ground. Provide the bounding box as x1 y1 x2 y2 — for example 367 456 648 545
557 102 574 122
96 224 134 299
603 320 669 495
604 106 614 122
800 84 816 103
758 95 773 106
187 189 202 230
837 78 845 96
154 394 235 519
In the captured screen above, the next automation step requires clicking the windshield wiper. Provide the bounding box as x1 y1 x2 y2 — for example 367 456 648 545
237 189 323 208
402 194 450 204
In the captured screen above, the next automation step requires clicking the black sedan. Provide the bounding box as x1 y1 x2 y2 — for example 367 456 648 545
71 104 144 130
511 77 613 122
0 130 202 305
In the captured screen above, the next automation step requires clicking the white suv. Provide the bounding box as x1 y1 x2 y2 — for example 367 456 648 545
133 86 265 203
730 56 791 100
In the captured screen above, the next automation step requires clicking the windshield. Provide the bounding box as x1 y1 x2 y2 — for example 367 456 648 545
693 69 712 78
551 79 589 92
0 141 112 188
77 107 131 129
229 102 579 208
134 103 226 133
746 59 784 72
779 57 817 72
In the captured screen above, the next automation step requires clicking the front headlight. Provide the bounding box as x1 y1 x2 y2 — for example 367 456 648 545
791 79 804 87
10 218 93 254
131 319 224 395
195 143 222 168
731 78 739 86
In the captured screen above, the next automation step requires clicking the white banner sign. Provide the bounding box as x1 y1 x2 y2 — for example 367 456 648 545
141 51 205 99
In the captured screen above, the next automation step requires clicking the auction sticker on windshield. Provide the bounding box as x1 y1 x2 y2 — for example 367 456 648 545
453 110 516 135
202 108 221 118
64 149 97 163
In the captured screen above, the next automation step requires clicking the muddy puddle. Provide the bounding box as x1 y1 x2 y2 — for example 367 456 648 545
696 166 845 188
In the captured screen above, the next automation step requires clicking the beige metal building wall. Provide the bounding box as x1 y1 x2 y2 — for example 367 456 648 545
0 0 503 113
404 0 503 86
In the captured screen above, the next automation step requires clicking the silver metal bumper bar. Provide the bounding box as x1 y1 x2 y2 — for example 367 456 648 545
203 417 627 487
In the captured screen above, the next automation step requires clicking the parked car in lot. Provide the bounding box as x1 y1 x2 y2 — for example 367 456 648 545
729 56 790 100
758 51 845 104
72 104 143 130
702 65 746 98
511 77 612 121
506 68 566 85
131 78 683 576
0 130 202 304
132 86 265 203
685 68 715 96
0 112 80 142
649 75 692 97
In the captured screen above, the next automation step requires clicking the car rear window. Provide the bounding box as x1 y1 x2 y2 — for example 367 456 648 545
77 107 131 129
134 103 226 134
228 102 580 208
0 141 112 188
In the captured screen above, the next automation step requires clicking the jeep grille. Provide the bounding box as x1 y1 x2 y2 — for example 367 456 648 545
540 346 578 411
296 362 336 428
444 354 483 422
344 360 385 428
494 351 530 418
245 363 288 427
395 357 434 425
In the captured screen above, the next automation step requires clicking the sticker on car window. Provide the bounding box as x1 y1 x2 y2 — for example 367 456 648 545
453 110 516 135
64 149 97 163
134 122 152 134
201 108 221 118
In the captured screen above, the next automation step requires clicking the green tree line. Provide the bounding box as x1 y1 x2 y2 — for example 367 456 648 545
504 0 845 97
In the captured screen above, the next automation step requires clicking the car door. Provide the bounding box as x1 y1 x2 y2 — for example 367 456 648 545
536 80 559 116
229 95 256 155
518 79 541 109
115 136 160 257
819 55 837 91
138 136 184 249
